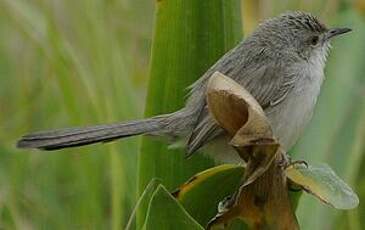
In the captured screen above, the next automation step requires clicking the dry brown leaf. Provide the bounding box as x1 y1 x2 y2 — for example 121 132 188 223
205 72 298 229
206 71 280 185
206 72 251 136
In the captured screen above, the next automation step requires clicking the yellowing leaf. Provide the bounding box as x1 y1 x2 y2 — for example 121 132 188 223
173 164 244 226
286 163 359 210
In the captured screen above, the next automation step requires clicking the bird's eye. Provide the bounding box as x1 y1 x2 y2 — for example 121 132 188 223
310 35 319 45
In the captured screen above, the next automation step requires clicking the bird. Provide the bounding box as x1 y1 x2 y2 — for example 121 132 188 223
17 11 352 164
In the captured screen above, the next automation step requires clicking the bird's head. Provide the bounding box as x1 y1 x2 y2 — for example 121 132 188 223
252 11 351 63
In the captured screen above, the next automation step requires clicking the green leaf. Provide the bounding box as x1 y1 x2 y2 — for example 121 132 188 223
286 163 359 210
125 179 161 230
137 0 242 228
174 164 244 226
143 185 204 230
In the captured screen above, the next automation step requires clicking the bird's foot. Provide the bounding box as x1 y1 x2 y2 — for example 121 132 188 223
278 154 308 169
285 158 308 169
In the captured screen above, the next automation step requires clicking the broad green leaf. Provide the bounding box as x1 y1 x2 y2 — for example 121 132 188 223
143 185 204 230
286 163 359 210
174 164 244 226
137 0 242 228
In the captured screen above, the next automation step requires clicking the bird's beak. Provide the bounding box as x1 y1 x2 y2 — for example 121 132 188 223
325 27 352 40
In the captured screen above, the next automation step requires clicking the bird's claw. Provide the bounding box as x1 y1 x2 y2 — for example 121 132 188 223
286 159 308 169
278 153 308 169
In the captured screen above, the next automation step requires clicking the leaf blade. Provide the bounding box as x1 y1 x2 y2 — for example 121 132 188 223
174 164 244 226
286 163 359 210
143 185 204 230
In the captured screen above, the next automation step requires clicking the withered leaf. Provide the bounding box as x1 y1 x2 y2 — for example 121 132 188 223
206 71 268 136
206 72 280 186
173 164 244 226
203 72 298 229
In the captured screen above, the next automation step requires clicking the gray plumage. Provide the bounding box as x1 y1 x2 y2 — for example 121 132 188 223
17 11 351 163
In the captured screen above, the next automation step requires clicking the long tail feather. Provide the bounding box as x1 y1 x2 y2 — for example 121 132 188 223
17 118 165 150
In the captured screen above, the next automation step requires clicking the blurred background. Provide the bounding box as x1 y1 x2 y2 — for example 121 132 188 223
0 0 364 229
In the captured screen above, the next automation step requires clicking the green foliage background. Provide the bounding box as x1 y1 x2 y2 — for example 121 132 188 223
0 0 365 229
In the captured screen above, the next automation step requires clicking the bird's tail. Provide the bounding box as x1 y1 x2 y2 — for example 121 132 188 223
16 116 171 151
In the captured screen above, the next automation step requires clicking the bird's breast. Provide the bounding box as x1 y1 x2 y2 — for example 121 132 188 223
266 61 325 151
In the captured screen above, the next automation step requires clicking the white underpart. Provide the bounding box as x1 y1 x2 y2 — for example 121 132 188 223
267 52 326 152
204 47 328 164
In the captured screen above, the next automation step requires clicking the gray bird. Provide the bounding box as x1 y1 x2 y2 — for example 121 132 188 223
17 11 351 163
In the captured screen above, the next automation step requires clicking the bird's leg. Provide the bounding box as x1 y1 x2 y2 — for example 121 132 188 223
277 150 308 169
277 149 290 168
283 154 308 169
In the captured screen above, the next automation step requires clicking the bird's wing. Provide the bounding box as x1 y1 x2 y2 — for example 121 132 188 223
186 63 298 156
